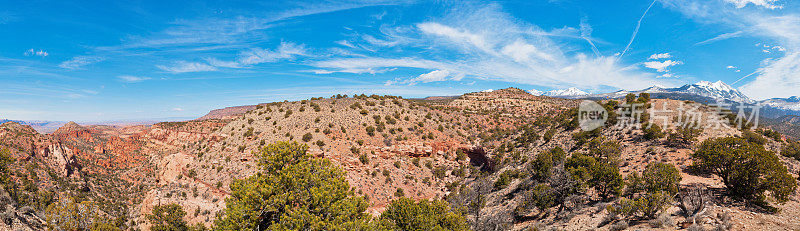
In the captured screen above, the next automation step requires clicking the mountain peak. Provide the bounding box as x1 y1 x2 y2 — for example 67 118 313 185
54 121 86 134
695 80 734 92
527 89 544 96
544 87 588 97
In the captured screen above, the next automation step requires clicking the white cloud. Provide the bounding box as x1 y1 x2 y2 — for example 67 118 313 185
643 60 683 72
658 73 676 78
413 70 451 83
417 22 495 54
500 40 555 62
58 56 104 69
740 52 800 99
648 53 672 60
157 61 217 73
237 42 306 65
314 4 670 91
204 58 243 68
723 0 782 9
385 69 466 85
172 108 184 111
117 75 151 83
24 49 48 57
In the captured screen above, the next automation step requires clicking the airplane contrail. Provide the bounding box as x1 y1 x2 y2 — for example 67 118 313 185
732 70 759 85
618 0 658 61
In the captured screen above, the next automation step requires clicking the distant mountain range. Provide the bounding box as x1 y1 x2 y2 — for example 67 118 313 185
0 118 191 134
543 87 589 97
531 80 800 118
0 119 66 134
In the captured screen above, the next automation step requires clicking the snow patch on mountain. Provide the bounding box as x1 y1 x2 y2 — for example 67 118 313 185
676 80 753 103
527 89 544 96
544 87 588 97
761 96 800 111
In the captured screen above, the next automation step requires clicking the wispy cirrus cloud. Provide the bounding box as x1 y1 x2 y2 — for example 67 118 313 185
117 75 151 83
723 0 782 9
237 42 307 65
0 11 17 24
385 69 464 85
157 61 217 73
58 56 104 70
197 42 308 70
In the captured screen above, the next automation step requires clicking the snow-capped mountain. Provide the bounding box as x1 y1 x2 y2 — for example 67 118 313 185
567 81 753 104
527 89 544 96
673 80 753 103
761 96 800 111
544 87 588 97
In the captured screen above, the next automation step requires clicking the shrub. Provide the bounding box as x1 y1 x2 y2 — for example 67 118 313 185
666 125 702 147
588 137 622 162
565 153 596 183
433 166 447 179
625 93 637 104
607 191 671 220
214 142 370 230
45 199 120 231
572 127 602 147
359 154 368 164
759 129 782 142
378 198 468 231
642 123 665 140
0 149 12 184
589 161 624 200
692 137 797 205
781 141 800 160
565 152 622 200
516 125 540 146
494 170 518 190
742 129 767 145
638 93 651 103
243 127 254 137
526 183 555 212
530 147 566 180
615 163 681 220
543 128 556 143
642 162 681 195
148 204 187 231
455 149 466 162
366 126 375 136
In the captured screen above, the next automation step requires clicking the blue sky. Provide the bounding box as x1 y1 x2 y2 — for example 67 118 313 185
1 0 799 121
